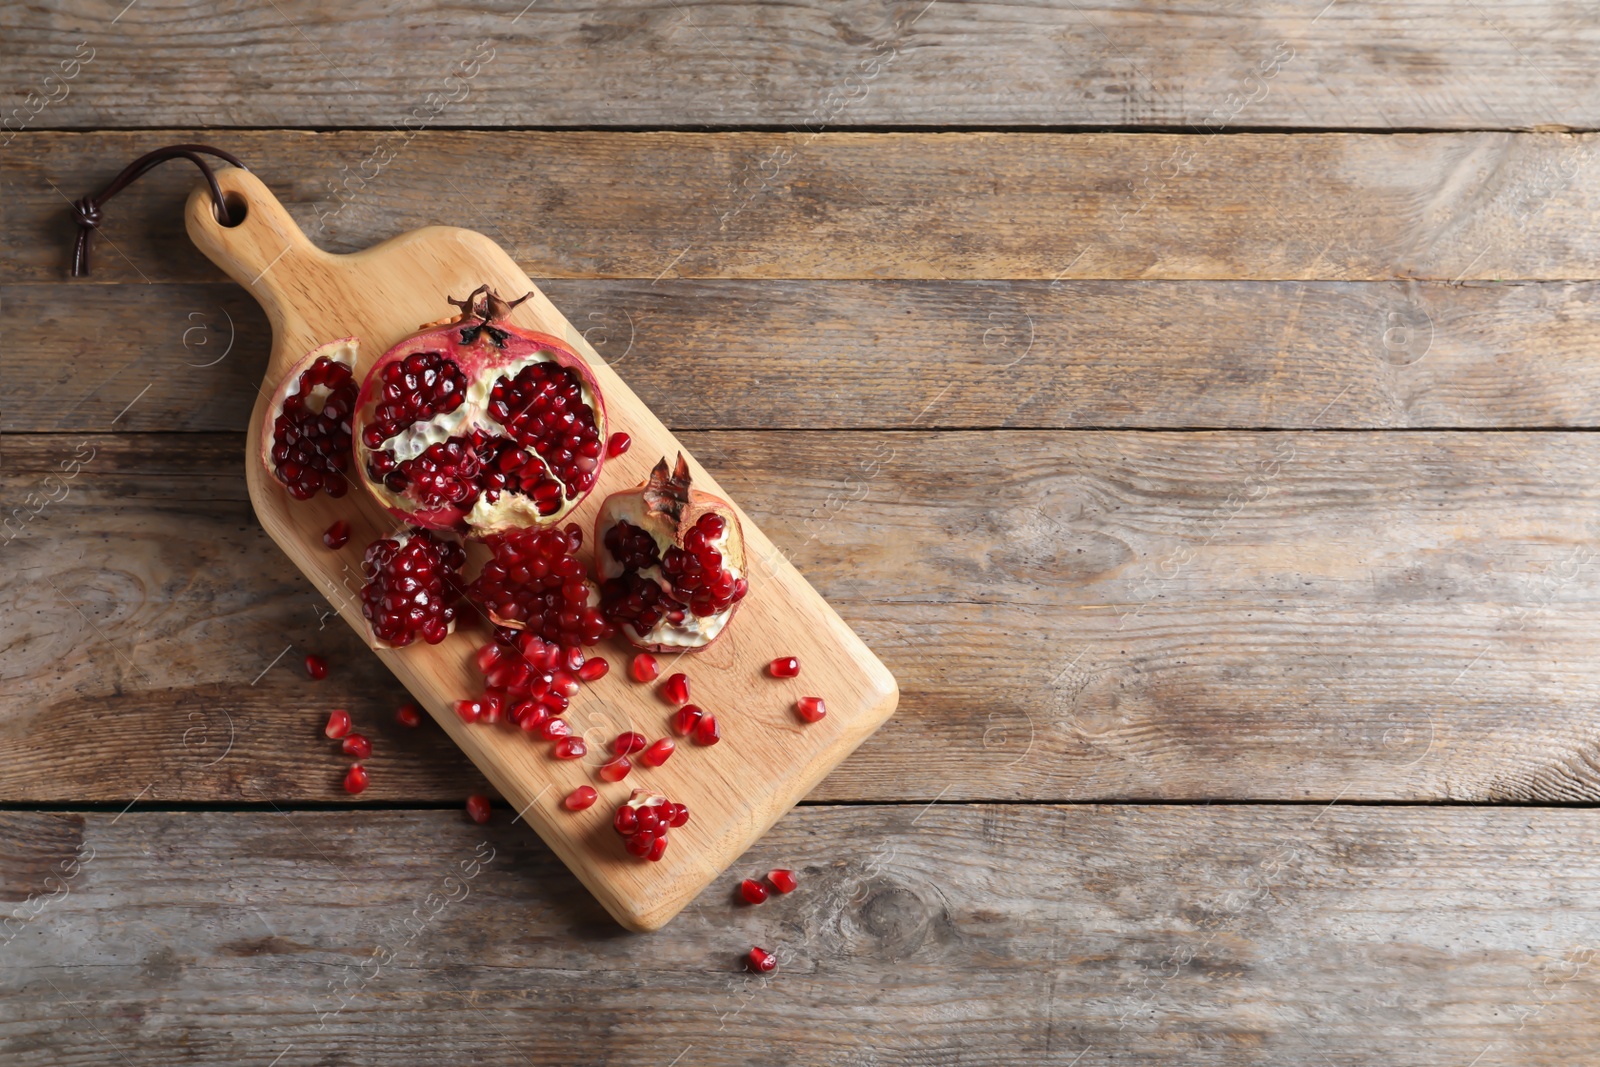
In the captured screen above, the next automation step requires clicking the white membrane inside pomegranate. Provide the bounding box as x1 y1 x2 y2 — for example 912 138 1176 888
355 287 607 536
597 455 748 651
262 337 359 500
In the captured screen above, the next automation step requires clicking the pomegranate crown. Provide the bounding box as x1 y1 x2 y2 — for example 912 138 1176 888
445 284 534 348
642 453 693 525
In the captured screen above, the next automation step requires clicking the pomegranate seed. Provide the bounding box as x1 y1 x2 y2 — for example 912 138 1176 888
748 947 777 973
599 755 633 782
671 705 703 737
478 692 503 724
740 878 769 905
564 645 585 672
343 764 368 794
647 835 668 861
578 657 610 682
324 709 351 739
660 672 690 705
539 718 571 740
454 699 482 724
639 737 675 767
692 713 720 746
341 733 372 760
564 785 599 811
305 654 329 680
323 519 351 549
550 671 580 698
395 703 422 727
795 696 827 723
613 731 648 756
769 656 799 678
465 794 492 824
631 653 660 682
768 869 798 894
606 431 631 458
553 736 587 759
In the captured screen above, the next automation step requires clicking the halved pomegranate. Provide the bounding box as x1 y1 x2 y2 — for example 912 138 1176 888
596 454 749 652
262 337 359 500
353 286 607 536
358 529 467 648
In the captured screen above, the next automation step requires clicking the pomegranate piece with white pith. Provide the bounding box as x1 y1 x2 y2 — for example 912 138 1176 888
465 523 611 646
353 286 607 536
612 787 689 862
358 529 467 648
597 454 749 652
262 338 359 500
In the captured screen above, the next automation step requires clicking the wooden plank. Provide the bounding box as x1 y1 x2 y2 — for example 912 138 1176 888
12 278 1600 433
5 2 1599 131
5 805 1599 1065
9 430 1600 804
11 131 1600 284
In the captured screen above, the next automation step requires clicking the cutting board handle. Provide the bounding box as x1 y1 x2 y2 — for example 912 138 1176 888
184 167 330 363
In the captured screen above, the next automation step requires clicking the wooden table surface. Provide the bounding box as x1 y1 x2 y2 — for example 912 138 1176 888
7 4 1600 1064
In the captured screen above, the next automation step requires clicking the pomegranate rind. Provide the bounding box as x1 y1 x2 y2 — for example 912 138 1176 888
260 337 360 498
595 456 749 652
352 294 608 537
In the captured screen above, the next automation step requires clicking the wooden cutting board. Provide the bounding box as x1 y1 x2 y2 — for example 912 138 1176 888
185 168 897 931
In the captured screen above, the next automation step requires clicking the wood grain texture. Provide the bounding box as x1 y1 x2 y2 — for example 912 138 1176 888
5 805 1600 1066
177 168 894 930
13 131 1600 284
6 1 1600 130
13 278 1600 433
11 430 1600 804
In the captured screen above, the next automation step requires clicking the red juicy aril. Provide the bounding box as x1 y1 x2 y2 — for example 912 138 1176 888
468 630 581 730
597 454 749 652
359 529 467 648
613 788 689 862
466 522 610 647
353 286 607 536
262 338 359 500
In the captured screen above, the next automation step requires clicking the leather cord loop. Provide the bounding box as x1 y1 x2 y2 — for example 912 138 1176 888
70 144 247 277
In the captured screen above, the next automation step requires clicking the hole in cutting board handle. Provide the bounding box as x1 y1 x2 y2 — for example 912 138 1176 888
215 191 248 227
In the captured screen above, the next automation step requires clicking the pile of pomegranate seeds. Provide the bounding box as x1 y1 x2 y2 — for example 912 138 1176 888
795 696 827 723
660 672 690 705
630 652 660 682
459 630 585 737
747 947 777 973
359 530 467 647
465 794 492 824
769 656 800 678
323 519 351 549
270 353 356 500
613 788 689 862
305 654 329 680
466 524 611 647
564 785 598 811
324 709 351 739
